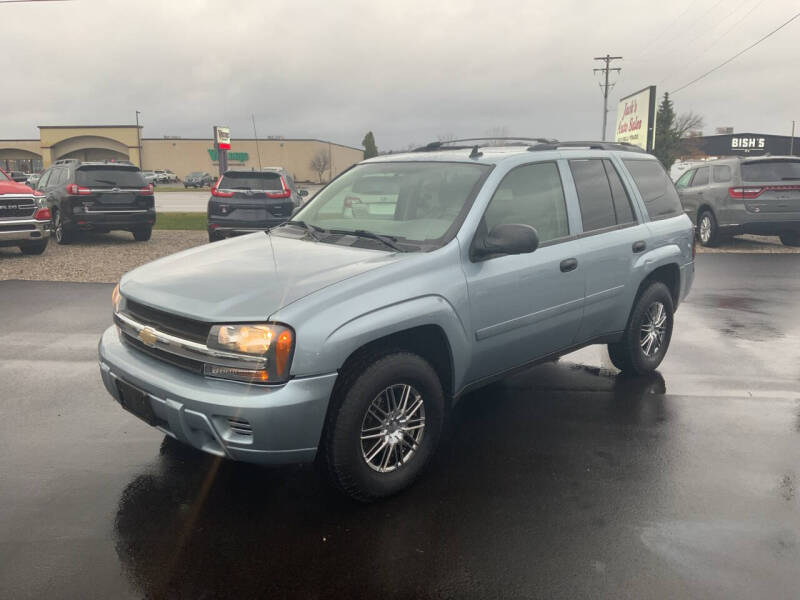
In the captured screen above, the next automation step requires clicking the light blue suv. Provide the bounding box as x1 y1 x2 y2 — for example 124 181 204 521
98 139 695 501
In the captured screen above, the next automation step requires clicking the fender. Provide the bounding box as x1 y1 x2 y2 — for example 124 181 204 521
291 295 471 392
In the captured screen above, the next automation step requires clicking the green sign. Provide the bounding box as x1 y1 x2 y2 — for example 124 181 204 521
207 149 249 162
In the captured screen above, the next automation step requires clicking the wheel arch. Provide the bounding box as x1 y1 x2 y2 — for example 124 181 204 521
637 262 681 308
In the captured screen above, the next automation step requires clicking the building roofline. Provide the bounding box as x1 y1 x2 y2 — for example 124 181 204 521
38 125 142 129
141 137 363 152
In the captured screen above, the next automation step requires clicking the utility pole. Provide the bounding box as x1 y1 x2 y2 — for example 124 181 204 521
135 110 143 168
593 54 622 141
251 114 263 170
791 120 795 156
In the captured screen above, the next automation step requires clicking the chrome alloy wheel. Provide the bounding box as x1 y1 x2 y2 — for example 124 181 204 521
54 213 64 243
699 215 712 243
360 383 426 473
640 301 667 358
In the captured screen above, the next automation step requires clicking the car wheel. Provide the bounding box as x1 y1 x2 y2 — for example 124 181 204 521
320 351 444 502
608 282 674 375
697 209 720 247
779 230 800 247
53 210 73 245
19 240 48 255
132 226 152 242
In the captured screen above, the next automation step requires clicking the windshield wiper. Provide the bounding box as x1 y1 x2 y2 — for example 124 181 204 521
327 229 404 252
282 220 326 241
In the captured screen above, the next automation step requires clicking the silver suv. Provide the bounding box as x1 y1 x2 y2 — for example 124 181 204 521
98 139 695 501
675 156 800 247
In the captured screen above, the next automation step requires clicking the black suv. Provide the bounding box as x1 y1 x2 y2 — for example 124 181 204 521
37 159 156 243
207 168 308 242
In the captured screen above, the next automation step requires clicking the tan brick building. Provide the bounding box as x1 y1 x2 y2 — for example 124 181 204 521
0 125 363 183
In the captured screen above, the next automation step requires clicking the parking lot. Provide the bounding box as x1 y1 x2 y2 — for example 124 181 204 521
0 253 798 599
153 184 324 212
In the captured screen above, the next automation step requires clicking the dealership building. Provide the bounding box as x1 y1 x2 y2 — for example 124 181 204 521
680 132 800 159
0 125 364 182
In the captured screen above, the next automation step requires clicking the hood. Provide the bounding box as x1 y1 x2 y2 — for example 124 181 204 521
0 180 34 195
121 232 405 322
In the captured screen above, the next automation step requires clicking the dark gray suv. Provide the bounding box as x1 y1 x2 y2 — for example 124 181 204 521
675 156 800 247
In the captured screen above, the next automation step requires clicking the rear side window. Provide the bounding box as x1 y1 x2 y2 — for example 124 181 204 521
76 167 145 188
569 159 617 232
218 171 282 191
675 170 694 189
603 159 635 224
622 159 683 221
741 160 800 182
691 167 709 186
713 165 732 183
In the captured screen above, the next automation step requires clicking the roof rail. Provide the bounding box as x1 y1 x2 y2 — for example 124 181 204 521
53 158 81 166
414 137 559 152
527 141 648 153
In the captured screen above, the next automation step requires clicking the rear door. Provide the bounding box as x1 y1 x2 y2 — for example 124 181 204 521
76 166 150 212
736 159 800 218
568 157 650 341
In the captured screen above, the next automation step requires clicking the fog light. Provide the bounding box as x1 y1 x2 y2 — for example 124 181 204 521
204 364 270 383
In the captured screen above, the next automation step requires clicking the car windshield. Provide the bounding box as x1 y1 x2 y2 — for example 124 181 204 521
218 171 282 191
741 160 800 182
286 161 490 249
76 167 146 188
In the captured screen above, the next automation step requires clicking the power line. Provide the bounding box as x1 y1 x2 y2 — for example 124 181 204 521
672 11 800 94
593 55 622 141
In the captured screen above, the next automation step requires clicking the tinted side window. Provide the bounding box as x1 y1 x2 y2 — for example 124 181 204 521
50 168 65 186
603 159 635 224
691 167 709 186
37 170 52 188
675 170 694 189
713 165 732 183
484 162 569 243
622 159 683 221
569 159 616 232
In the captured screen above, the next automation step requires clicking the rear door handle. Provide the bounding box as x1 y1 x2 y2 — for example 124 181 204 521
560 258 578 273
632 240 647 253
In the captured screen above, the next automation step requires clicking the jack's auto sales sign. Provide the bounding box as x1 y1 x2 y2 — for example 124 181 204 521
615 86 656 151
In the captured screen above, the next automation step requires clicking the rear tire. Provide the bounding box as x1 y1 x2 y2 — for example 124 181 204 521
19 240 48 255
132 226 152 241
779 230 800 247
53 210 73 245
320 352 444 502
697 209 720 247
608 282 674 375
208 230 222 243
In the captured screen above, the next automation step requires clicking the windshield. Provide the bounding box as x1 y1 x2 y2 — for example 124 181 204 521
76 167 146 188
218 171 282 191
288 161 490 248
741 160 800 182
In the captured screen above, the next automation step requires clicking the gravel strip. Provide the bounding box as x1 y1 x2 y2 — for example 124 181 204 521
1 231 797 285
0 230 207 283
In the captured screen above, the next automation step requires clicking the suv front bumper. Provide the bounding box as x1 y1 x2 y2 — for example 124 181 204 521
0 216 50 247
98 326 336 465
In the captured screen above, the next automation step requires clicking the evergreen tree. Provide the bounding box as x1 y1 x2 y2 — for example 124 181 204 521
653 92 681 170
362 131 378 158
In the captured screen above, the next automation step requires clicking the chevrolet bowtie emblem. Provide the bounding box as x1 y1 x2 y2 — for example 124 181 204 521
138 327 158 347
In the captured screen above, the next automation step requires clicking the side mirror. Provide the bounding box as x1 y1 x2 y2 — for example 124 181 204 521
471 223 539 261
299 189 309 197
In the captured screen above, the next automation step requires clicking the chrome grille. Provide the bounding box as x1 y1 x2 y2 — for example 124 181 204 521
124 299 210 344
0 198 36 219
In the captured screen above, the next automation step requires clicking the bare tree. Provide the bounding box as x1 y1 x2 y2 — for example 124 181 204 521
674 111 704 139
485 125 509 144
437 132 457 143
310 150 330 183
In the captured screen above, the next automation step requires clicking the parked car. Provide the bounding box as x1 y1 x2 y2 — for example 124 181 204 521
675 155 800 247
7 170 28 183
141 171 158 186
99 139 694 501
154 169 178 183
37 158 155 243
184 171 214 188
0 168 50 254
207 167 308 242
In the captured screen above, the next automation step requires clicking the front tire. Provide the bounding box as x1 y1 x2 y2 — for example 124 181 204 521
19 240 48 255
697 209 720 247
320 352 444 502
608 282 674 375
779 230 800 247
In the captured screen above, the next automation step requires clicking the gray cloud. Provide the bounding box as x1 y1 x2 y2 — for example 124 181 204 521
2 0 799 150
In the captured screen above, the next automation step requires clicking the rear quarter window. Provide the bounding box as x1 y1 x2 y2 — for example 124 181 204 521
76 167 145 188
622 159 683 221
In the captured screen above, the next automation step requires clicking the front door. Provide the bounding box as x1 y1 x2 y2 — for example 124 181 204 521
462 161 585 384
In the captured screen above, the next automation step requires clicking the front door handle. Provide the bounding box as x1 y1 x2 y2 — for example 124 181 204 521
560 258 578 273
632 240 647 253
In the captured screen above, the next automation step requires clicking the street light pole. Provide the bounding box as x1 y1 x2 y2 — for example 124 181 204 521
790 120 795 156
135 110 142 168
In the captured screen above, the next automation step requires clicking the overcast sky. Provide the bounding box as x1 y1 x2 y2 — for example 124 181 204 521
2 0 799 150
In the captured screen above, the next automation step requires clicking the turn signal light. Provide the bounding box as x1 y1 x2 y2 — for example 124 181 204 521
139 184 154 195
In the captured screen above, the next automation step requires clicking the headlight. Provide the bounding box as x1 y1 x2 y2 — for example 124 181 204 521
112 283 121 314
205 323 294 384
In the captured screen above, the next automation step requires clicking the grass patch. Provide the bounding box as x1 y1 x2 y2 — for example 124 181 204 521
154 212 207 230
154 185 208 192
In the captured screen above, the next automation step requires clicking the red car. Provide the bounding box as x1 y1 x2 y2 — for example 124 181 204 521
0 168 51 255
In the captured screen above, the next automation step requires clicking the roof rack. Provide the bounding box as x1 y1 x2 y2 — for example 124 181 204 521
414 137 559 152
527 141 647 153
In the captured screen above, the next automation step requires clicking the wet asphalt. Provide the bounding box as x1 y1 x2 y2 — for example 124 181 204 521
0 254 798 599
